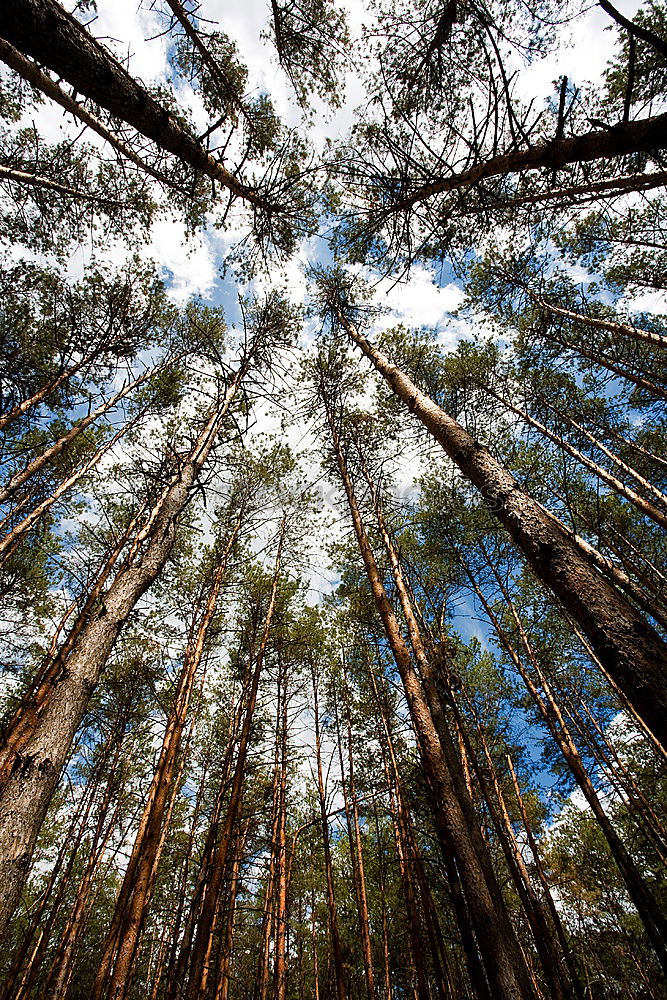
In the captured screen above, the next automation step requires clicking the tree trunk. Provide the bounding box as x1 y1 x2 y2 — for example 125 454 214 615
541 397 667 508
525 287 667 350
257 668 284 1000
531 481 667 633
487 387 667 531
461 169 667 216
92 517 243 1000
185 522 285 1000
321 401 535 1000
573 696 667 860
333 305 667 752
356 455 536 1000
465 543 667 974
537 327 667 400
458 694 580 1000
372 809 394 1000
0 359 171 505
214 818 251 1000
310 889 321 1000
0 39 183 191
0 740 104 1000
166 690 246 1000
311 664 348 1000
0 0 269 208
273 661 289 1000
0 497 151 771
0 336 121 433
0 408 145 563
335 679 375 1000
376 730 429 995
388 112 667 212
0 359 250 938
46 798 124 999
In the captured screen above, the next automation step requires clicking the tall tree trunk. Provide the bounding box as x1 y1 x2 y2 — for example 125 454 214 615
92 516 243 1000
45 796 125 1000
486 387 667 530
0 337 123 433
332 304 667 752
273 661 289 1000
372 809 394 1000
0 358 171 505
320 399 535 1000
503 752 585 1000
356 454 535 1000
257 669 284 1000
214 818 251 1000
310 889 321 1000
166 690 246 1000
0 358 251 938
459 169 667 216
0 39 183 191
0 407 146 563
462 543 667 974
572 696 667 860
162 753 213 1000
457 694 580 1000
334 680 375 1000
541 391 667 509
369 661 460 1000
0 0 271 208
0 748 102 1000
37 703 139 1000
524 286 667 350
385 112 667 213
185 522 285 1000
1 498 152 750
311 664 348 1000
345 717 375 1000
374 706 441 999
531 481 667 633
535 327 667 400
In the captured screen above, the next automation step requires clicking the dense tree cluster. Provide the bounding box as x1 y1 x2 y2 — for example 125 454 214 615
0 0 666 998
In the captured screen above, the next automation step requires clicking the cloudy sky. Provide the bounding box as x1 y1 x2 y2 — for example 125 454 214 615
73 0 639 320
5 0 647 610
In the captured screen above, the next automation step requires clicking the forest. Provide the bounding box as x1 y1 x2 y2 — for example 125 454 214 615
0 0 666 997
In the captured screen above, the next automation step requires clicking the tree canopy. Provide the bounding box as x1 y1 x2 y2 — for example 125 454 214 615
0 0 666 998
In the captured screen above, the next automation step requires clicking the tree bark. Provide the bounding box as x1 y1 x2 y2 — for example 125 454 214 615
0 408 146 565
333 305 667 752
487 387 667 531
0 327 125 433
0 0 269 208
458 694 580 1000
525 287 667 350
273 660 289 1000
387 113 667 212
214 818 251 1000
334 679 375 1000
92 516 243 1000
311 663 348 1000
0 361 250 938
0 359 171 506
185 522 285 1000
320 394 536 1000
465 543 667 975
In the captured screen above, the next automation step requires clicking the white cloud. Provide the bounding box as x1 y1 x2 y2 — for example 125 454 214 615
373 266 465 332
515 0 642 110
91 0 169 85
144 218 217 303
620 288 667 315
